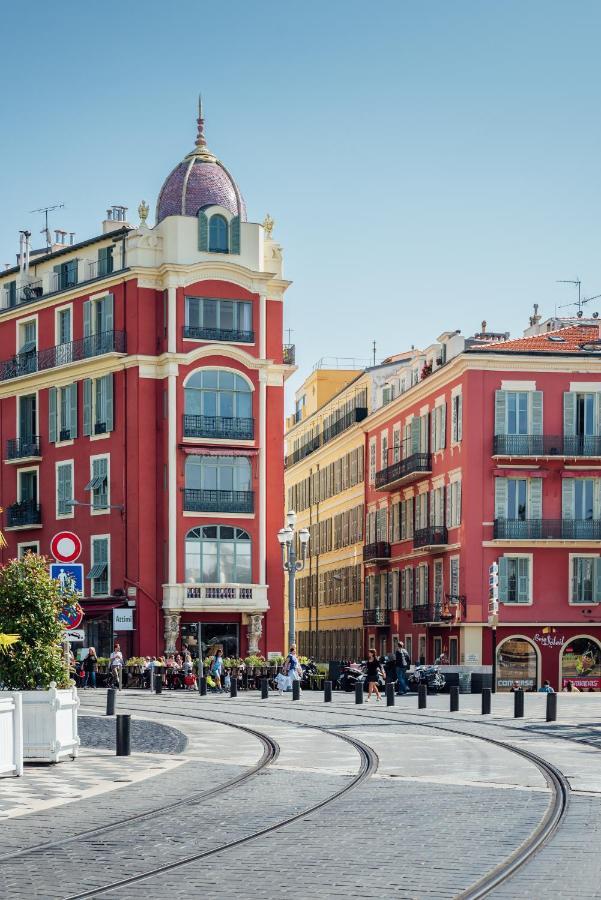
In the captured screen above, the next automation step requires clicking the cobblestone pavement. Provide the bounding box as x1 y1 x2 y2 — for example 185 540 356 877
1 689 600 899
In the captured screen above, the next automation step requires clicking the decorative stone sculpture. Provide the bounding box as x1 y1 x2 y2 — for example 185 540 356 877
164 611 180 653
247 614 263 655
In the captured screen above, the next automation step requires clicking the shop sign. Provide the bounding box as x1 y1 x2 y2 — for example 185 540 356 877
496 638 537 692
113 608 134 631
562 637 601 690
534 632 565 648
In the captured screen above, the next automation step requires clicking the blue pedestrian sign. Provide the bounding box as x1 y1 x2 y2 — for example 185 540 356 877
50 563 84 597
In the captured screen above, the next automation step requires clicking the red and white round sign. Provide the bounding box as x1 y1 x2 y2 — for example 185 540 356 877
50 531 82 564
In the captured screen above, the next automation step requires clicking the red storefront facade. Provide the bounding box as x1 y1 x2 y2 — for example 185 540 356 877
0 108 290 660
363 324 601 690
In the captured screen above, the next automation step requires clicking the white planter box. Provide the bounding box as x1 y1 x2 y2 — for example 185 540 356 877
0 694 23 776
7 683 79 762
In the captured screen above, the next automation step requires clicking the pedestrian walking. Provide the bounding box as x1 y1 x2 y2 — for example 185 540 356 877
210 649 224 691
366 648 384 701
83 647 98 688
395 642 410 695
284 644 302 691
109 643 124 690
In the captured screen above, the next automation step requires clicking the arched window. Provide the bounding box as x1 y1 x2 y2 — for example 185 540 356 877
185 370 252 420
185 525 252 583
185 455 251 492
209 214 228 253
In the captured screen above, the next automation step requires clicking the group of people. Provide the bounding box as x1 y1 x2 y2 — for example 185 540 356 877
363 643 412 701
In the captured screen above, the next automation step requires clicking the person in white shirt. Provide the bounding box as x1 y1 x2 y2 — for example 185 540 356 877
109 643 124 690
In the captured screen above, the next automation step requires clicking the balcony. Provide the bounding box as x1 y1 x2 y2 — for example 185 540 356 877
6 436 41 461
494 518 601 540
363 541 391 563
363 608 390 626
6 500 41 529
183 325 255 343
493 434 601 458
413 525 448 550
285 405 368 468
164 582 268 613
0 331 126 383
412 595 466 625
183 414 254 441
375 453 432 491
283 344 296 365
1 262 127 313
182 488 254 514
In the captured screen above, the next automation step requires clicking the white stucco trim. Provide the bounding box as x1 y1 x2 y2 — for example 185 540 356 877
168 373 177 585
259 370 267 585
167 286 177 354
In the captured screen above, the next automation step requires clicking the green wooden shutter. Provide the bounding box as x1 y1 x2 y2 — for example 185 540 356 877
494 390 507 435
528 478 542 520
571 558 578 603
431 410 437 451
563 392 576 436
440 403 446 448
105 374 114 431
495 478 508 519
594 480 601 519
530 391 543 435
230 216 240 254
562 478 575 520
103 293 114 334
83 378 92 436
457 394 463 441
83 300 92 338
517 558 530 603
198 211 208 250
456 481 462 525
69 384 78 439
596 394 601 434
498 557 508 602
423 565 429 603
48 387 57 443
594 559 601 604
410 418 420 454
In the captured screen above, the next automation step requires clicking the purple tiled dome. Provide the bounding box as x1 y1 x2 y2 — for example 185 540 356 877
156 103 246 224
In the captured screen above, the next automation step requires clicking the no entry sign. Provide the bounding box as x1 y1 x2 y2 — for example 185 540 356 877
51 531 82 564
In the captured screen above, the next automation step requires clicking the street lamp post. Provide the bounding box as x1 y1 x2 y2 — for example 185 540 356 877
277 510 310 650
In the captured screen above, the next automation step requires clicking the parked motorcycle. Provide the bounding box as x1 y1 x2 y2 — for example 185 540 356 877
337 662 366 692
407 664 446 693
300 658 319 688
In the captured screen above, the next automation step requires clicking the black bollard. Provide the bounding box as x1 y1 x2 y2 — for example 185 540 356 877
355 681 364 704
546 692 557 722
324 681 332 702
154 672 162 694
242 670 248 691
386 683 395 707
261 677 269 699
230 678 238 698
450 686 459 712
292 680 301 701
116 714 131 756
514 688 524 718
106 687 116 716
199 676 207 696
418 684 427 709
482 688 492 715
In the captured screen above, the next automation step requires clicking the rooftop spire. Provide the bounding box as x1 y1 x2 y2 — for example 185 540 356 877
195 94 206 149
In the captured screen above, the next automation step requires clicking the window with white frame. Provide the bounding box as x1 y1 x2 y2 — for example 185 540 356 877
392 425 401 462
430 485 445 526
495 389 542 436
570 556 601 604
88 536 109 596
391 502 400 542
56 461 74 517
376 507 388 542
18 542 39 558
49 384 78 442
447 479 462 527
401 567 413 609
56 307 72 345
404 635 413 662
433 559 443 608
86 456 109 511
185 297 253 340
415 492 428 530
499 555 531 604
83 374 114 435
18 319 37 354
451 391 463 443
381 431 389 469
495 477 542 521
400 497 414 539
449 556 460 597
369 438 377 483
431 402 446 452
389 570 399 610
415 563 429 606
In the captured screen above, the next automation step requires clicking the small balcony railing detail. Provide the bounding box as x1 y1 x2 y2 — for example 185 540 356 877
183 415 255 441
182 488 254 514
0 331 126 383
6 500 41 528
183 325 255 343
363 541 391 562
6 436 41 460
413 525 449 549
494 518 601 540
375 452 432 490
363 608 390 626
285 406 368 467
412 595 466 624
494 434 601 457
283 344 296 365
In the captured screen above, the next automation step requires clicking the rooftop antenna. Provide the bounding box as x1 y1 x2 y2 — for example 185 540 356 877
285 328 294 345
29 203 65 252
372 340 376 367
557 279 601 316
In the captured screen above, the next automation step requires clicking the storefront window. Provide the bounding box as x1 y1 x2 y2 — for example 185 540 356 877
561 637 601 690
200 623 239 658
84 615 113 658
496 637 538 691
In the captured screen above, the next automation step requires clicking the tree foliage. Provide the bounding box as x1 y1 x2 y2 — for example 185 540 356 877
0 554 71 689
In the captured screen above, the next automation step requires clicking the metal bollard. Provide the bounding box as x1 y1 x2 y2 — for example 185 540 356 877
482 687 491 715
292 680 301 701
199 676 207 696
154 673 162 694
230 678 238 698
261 677 269 699
386 683 395 707
116 714 131 756
546 692 557 722
355 681 364 704
418 684 427 709
106 687 116 716
450 686 459 712
514 688 524 718
242 670 248 691
324 681 332 702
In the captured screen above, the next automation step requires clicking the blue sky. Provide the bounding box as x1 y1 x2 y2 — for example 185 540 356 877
1 1 601 401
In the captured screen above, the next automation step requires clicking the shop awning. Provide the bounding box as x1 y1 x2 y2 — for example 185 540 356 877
182 447 259 457
87 562 107 580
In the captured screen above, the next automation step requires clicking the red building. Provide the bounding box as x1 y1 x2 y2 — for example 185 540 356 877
0 105 292 660
364 321 601 690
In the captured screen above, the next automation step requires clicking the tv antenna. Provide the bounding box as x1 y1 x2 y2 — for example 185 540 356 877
557 279 601 317
29 203 64 251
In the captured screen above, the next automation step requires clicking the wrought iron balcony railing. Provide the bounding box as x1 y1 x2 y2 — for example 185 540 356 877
283 344 296 365
375 452 432 490
412 595 466 625
285 406 368 467
0 331 126 382
413 525 449 549
493 434 601 457
6 436 41 460
183 325 255 343
363 541 391 562
182 488 254 514
363 608 390 626
183 414 255 441
6 500 41 528
563 435 601 457
494 518 601 540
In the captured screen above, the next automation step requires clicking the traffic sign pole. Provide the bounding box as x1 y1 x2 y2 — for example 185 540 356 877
489 561 499 693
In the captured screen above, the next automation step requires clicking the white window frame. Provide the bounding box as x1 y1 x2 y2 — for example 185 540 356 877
89 453 110 516
501 553 533 606
54 302 73 346
17 465 39 503
380 429 389 469
17 540 39 558
368 635 376 651
57 384 75 445
369 437 377 484
404 634 413 663
568 553 600 606
451 388 463 444
16 313 38 354
56 459 74 520
16 388 39 441
449 555 460 596
90 533 111 597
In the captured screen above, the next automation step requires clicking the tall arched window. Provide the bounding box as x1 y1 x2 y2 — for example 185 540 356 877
185 455 251 492
185 370 252 420
185 525 252 583
209 214 228 252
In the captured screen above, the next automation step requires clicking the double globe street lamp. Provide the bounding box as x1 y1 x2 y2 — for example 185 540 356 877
277 510 310 649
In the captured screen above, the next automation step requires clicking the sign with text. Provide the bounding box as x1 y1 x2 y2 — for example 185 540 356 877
113 608 134 631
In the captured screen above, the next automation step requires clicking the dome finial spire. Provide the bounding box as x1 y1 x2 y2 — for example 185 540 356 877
195 94 206 149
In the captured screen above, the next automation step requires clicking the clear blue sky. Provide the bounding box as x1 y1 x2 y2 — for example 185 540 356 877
1 1 601 402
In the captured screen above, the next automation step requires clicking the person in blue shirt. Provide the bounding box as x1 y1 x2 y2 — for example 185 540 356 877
538 680 555 693
210 649 224 691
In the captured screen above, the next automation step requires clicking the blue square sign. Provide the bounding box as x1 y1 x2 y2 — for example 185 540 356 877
50 563 84 596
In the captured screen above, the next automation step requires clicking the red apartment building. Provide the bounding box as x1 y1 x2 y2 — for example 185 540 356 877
0 105 291 660
364 321 601 690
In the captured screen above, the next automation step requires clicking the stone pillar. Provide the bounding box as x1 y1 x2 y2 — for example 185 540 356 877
164 610 181 654
247 614 263 655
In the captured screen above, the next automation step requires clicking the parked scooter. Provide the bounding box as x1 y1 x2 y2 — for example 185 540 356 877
337 662 366 692
407 664 446 693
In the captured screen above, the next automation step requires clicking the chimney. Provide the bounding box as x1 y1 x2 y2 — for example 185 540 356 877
481 320 487 334
529 303 542 327
103 205 130 234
